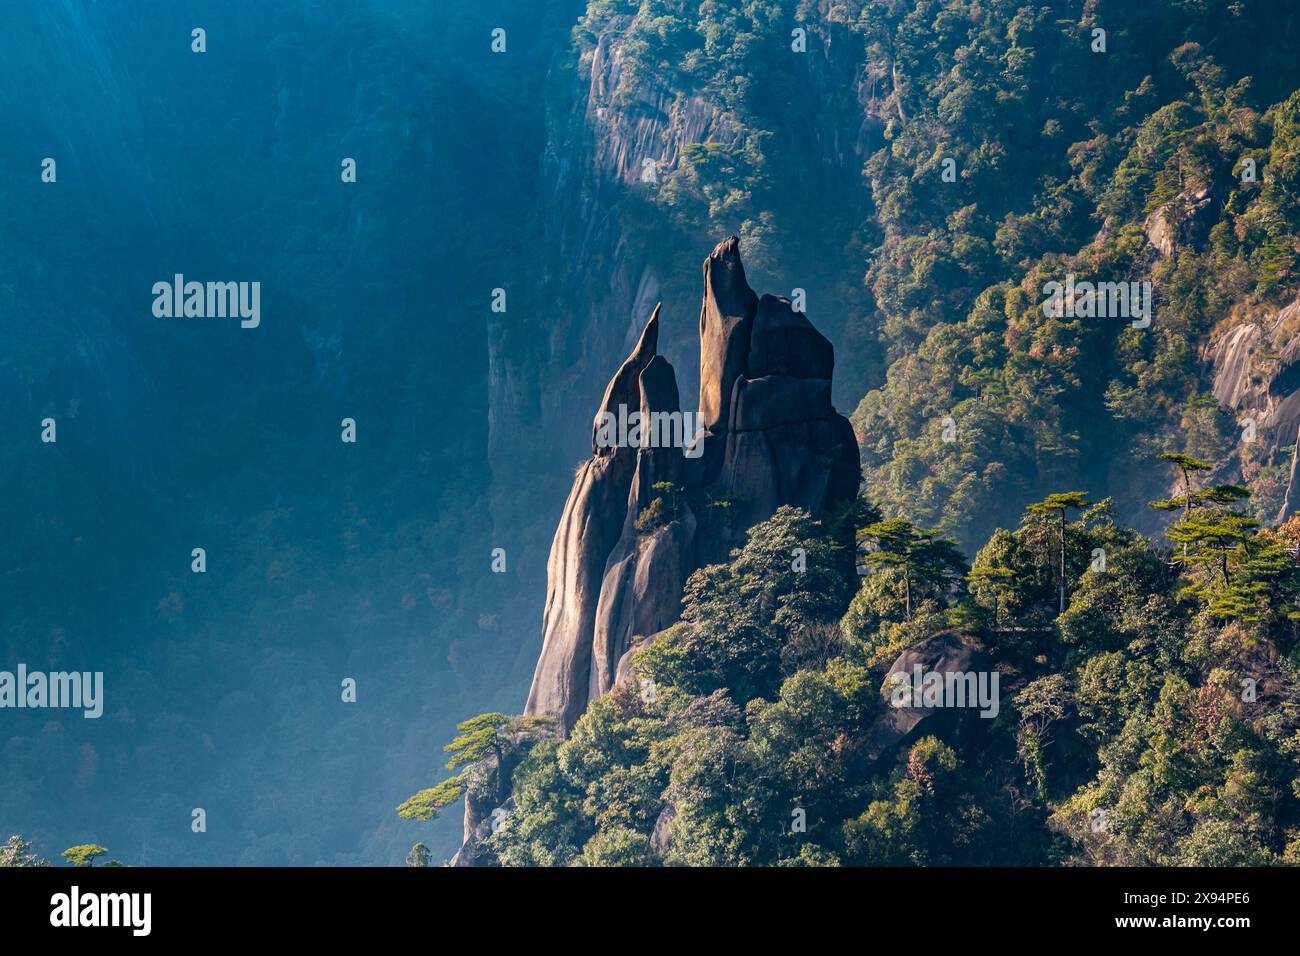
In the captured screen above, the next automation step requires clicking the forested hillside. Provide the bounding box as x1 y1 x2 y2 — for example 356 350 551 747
400 0 1300 867
524 0 1300 547
409 489 1300 865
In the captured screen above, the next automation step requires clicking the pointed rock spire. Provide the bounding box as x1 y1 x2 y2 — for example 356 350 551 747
639 354 680 420
592 304 660 454
697 238 757 432
525 241 860 738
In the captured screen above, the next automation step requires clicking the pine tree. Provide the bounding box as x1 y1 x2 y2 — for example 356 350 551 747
398 714 553 822
1150 453 1213 516
61 844 108 867
968 564 1016 628
1025 492 1090 614
858 518 966 620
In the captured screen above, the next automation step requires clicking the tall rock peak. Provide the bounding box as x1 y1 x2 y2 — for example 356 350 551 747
526 241 861 732
698 236 758 433
592 304 660 455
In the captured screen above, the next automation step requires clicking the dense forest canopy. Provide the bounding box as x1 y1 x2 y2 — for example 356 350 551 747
407 483 1300 865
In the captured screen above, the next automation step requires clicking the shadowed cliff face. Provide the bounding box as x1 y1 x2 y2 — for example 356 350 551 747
525 238 861 731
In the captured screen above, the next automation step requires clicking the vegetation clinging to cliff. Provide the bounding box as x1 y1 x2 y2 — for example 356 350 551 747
568 0 1300 547
408 473 1300 865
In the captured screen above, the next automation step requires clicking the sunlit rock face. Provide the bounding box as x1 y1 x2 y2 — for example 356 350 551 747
1204 299 1300 522
525 238 861 732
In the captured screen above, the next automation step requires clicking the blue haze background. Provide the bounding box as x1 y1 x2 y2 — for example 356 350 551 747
0 0 578 864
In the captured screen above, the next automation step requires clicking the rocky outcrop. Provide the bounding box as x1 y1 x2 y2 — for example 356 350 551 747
523 312 661 729
1203 299 1300 521
649 801 676 859
861 630 991 762
1145 183 1217 258
525 238 861 732
697 237 759 433
447 747 521 868
584 27 742 188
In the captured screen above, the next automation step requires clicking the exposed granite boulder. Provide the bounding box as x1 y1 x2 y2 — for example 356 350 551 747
650 801 676 859
524 313 658 731
448 793 513 868
1210 323 1263 411
590 504 697 701
447 748 522 868
639 354 680 429
730 375 834 431
861 630 991 762
613 629 661 687
1202 299 1300 522
1282 445 1300 524
525 238 861 731
593 305 660 452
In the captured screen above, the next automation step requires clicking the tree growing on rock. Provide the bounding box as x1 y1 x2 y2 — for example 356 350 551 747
398 713 554 822
671 506 850 702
